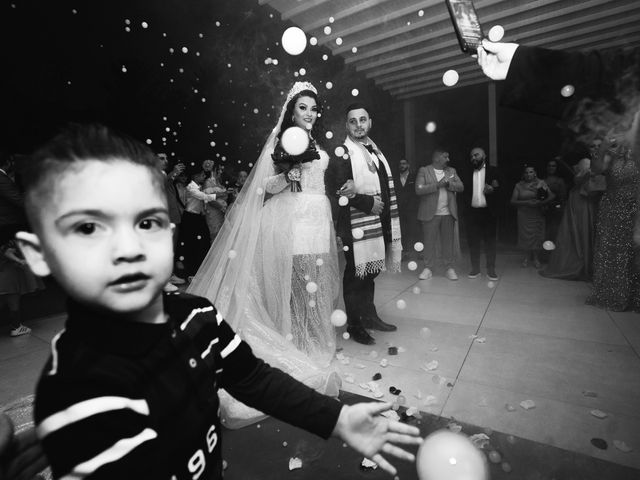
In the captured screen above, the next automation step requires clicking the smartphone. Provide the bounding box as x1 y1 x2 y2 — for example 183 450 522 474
445 0 484 55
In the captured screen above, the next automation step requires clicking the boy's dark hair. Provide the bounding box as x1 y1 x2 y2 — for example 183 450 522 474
345 102 372 118
19 123 166 224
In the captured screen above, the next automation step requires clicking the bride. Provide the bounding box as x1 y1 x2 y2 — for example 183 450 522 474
188 81 341 428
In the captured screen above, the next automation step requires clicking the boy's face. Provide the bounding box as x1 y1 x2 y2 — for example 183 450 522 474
19 159 174 317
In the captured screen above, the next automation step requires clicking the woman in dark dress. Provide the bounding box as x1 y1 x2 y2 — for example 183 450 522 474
586 139 640 311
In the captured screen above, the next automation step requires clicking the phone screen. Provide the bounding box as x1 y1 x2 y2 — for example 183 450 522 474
445 0 484 54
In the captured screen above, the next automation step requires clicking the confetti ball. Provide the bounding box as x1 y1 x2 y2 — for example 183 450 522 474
542 240 556 251
351 88 359 96
408 261 418 271
335 146 345 157
352 228 364 240
412 286 421 295
310 36 318 46
342 332 351 340
414 242 424 252
426 122 437 133
324 26 332 35
561 84 575 97
326 81 333 89
396 299 407 310
338 196 349 206
330 309 348 327
281 26 307 55
280 126 309 155
228 250 237 259
416 430 489 480
420 327 431 339
306 281 318 294
325 131 334 139
336 37 343 46
488 25 505 42
442 70 459 87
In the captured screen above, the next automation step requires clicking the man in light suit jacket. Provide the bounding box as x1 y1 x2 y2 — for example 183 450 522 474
415 149 464 280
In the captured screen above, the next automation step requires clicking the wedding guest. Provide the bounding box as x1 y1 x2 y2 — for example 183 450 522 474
511 165 555 268
395 158 419 258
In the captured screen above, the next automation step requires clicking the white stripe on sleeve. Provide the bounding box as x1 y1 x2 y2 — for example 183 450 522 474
220 334 241 359
60 428 157 480
180 306 214 331
38 397 150 439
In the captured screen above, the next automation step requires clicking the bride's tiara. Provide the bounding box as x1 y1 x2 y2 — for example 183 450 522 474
285 81 317 106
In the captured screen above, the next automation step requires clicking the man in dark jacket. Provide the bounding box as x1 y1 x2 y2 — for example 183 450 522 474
0 151 26 243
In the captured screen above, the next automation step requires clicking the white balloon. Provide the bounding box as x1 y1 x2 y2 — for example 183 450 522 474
414 242 425 252
281 126 309 155
338 196 349 206
416 430 488 480
352 228 364 239
426 122 437 133
488 25 505 42
442 70 459 87
306 281 318 293
281 27 307 56
408 261 418 271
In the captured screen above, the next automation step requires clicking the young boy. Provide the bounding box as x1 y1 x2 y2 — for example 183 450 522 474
15 124 421 480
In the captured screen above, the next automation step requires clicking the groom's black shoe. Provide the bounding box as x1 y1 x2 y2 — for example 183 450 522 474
347 326 375 345
363 315 397 332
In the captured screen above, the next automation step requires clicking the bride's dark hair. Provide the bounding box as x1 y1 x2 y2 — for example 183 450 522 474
277 89 325 147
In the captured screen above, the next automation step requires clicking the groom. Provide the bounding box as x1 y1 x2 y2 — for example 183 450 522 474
334 103 402 345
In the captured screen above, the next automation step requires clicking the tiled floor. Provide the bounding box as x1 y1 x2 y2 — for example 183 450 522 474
1 252 639 472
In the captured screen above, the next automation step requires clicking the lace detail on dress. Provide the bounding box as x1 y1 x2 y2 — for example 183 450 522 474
299 152 329 193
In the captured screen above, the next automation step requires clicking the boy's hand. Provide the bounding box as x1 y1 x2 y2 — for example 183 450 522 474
0 414 48 480
332 402 422 476
477 40 519 80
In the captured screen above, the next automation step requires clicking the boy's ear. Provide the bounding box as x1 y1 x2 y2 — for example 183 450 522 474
15 231 52 277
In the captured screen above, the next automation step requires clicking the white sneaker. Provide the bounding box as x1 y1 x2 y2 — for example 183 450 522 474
163 282 179 292
169 274 185 285
10 325 31 337
418 268 432 280
446 268 458 281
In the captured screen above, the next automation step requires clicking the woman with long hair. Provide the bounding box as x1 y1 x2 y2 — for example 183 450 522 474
188 82 341 428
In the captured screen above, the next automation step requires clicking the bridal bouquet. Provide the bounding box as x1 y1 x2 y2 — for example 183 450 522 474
271 142 320 192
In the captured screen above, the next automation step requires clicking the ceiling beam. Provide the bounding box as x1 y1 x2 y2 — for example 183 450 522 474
282 0 335 21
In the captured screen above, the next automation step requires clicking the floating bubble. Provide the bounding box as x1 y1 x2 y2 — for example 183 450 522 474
342 332 351 340
543 240 556 251
330 309 347 327
488 25 505 42
418 9 425 16
442 69 459 87
325 131 333 139
408 261 418 271
210 141 216 147
145 138 152 145
125 19 131 25
181 46 188 54
414 242 424 252
351 88 359 96
169 47 174 53
309 300 316 308
343 245 350 252
281 26 307 56
326 81 333 89
336 37 343 46
352 228 364 239
256 187 264 195
141 21 149 28
487 281 496 289
338 196 349 207
396 299 407 310
306 281 318 293
310 36 318 46
272 59 279 65
426 122 437 133
285 333 293 341
335 146 345 157
324 26 332 35
299 67 306 76
316 258 324 266
412 286 421 295
253 108 259 114
281 126 310 155
561 84 575 97
329 16 335 23
416 430 489 480
228 250 237 259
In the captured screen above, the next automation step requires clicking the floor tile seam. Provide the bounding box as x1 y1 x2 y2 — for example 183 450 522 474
608 312 640 360
475 324 640 350
450 376 640 421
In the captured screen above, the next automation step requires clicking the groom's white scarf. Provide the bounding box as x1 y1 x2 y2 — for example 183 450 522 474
344 136 402 277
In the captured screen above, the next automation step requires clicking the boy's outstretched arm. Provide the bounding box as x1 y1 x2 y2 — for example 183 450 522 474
332 402 422 476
